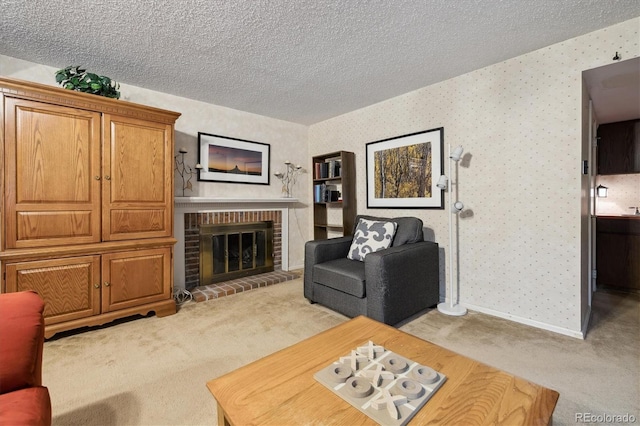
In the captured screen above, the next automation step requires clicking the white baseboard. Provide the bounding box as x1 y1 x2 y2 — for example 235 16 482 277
461 302 585 340
286 263 304 271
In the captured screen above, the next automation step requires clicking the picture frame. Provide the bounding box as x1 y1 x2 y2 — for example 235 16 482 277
197 132 270 185
366 128 444 209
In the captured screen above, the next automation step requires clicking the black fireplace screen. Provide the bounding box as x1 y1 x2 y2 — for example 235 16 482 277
200 221 274 285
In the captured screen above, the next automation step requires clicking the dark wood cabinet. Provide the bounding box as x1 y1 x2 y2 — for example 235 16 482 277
312 151 356 239
596 217 640 292
597 119 640 175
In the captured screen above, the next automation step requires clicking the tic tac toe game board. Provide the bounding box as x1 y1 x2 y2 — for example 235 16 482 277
314 341 446 426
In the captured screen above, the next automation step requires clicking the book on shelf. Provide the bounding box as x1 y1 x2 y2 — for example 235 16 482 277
327 159 341 178
314 159 341 179
314 183 341 203
325 184 340 202
314 184 325 203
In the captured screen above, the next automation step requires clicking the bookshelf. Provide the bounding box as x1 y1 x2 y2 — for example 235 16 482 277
312 151 356 239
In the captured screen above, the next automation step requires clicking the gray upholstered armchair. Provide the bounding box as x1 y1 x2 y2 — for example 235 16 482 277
304 215 439 325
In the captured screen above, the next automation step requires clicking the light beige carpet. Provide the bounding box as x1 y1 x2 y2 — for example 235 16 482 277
43 279 639 425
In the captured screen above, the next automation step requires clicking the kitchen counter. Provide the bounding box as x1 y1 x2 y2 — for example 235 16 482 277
595 215 640 220
596 217 640 234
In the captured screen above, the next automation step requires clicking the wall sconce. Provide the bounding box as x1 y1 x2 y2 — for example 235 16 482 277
596 185 608 198
274 161 303 198
174 148 202 197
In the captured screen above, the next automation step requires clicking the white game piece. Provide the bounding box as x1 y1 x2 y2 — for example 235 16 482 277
383 356 409 374
370 389 407 419
361 364 394 386
339 350 367 370
394 378 424 399
328 365 353 383
357 341 385 358
345 377 374 398
412 366 439 384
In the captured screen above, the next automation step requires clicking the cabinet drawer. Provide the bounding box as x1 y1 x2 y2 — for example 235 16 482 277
4 256 101 325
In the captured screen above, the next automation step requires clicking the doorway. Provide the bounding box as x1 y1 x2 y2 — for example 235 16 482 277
582 57 640 334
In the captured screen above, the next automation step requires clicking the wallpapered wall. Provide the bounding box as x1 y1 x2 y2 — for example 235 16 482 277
2 17 638 336
308 18 639 337
0 55 310 270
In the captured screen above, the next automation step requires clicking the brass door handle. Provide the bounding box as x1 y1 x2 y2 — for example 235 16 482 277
104 281 111 287
94 176 101 180
104 175 111 180
94 283 100 289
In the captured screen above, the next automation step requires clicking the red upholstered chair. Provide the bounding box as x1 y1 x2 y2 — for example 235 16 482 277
0 291 52 425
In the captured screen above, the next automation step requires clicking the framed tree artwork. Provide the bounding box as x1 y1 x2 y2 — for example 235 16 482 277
366 128 444 209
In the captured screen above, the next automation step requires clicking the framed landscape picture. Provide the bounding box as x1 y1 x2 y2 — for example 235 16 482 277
366 128 444 209
197 132 270 185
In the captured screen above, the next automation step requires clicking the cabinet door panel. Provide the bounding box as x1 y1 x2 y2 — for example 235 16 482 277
102 247 171 313
597 232 640 291
108 209 166 234
597 119 640 174
103 115 173 240
4 98 101 248
5 256 101 325
16 211 95 240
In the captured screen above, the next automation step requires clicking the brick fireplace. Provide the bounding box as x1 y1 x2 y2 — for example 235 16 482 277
173 197 298 291
184 210 282 290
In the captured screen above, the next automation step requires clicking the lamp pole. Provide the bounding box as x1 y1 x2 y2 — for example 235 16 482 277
438 144 467 316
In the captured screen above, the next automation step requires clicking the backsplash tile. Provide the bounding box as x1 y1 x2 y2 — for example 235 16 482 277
596 174 640 215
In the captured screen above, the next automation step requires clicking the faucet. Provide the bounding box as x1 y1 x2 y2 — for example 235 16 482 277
630 206 640 215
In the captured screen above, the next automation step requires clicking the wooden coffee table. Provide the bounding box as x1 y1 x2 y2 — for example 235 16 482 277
207 316 559 425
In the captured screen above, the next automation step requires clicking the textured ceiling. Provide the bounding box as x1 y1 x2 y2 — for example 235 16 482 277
1 0 638 125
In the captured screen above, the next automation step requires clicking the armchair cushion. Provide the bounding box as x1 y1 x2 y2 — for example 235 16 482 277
314 258 366 298
347 218 397 261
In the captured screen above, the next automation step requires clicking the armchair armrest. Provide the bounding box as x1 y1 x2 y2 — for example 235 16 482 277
0 291 45 394
304 236 353 300
364 241 439 325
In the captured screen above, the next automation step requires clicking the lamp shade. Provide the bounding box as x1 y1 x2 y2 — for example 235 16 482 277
436 175 448 189
450 146 464 161
452 201 464 213
596 185 608 197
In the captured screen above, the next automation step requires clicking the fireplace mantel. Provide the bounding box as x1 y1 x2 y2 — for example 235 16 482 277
175 197 299 207
173 197 297 290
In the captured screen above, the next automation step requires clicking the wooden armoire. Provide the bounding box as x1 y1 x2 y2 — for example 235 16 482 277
0 77 180 338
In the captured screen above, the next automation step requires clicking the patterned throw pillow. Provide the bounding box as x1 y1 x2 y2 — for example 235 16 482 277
347 218 398 261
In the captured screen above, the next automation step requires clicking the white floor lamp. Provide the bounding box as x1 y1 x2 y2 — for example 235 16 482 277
436 144 467 316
